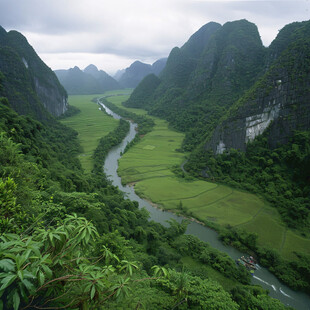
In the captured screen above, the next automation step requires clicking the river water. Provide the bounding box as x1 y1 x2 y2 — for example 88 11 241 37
100 101 310 310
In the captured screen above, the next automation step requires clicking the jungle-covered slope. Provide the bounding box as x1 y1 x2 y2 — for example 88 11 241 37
0 26 67 119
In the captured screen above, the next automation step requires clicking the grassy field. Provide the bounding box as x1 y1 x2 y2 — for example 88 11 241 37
113 96 310 259
60 94 119 173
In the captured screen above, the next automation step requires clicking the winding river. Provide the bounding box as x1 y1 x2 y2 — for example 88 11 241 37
100 101 310 310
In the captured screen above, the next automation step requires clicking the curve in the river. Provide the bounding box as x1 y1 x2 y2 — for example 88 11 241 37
99 99 310 310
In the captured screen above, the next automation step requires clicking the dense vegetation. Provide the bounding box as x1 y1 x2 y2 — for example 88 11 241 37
1 19 309 308
0 26 67 119
122 19 310 295
184 19 310 269
118 59 167 88
118 96 310 295
124 20 265 151
125 74 161 109
188 131 310 231
102 98 155 136
92 118 129 179
186 129 310 292
0 90 292 308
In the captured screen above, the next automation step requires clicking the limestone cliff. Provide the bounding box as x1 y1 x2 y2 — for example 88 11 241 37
0 26 68 119
205 21 310 153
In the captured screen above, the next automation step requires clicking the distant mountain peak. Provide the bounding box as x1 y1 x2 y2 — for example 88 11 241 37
72 66 81 71
117 58 167 88
84 64 99 73
55 64 122 95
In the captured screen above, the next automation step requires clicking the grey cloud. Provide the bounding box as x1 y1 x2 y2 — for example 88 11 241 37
0 0 99 34
0 0 308 71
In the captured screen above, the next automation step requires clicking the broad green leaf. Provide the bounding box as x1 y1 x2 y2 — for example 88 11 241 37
15 254 27 270
18 282 28 300
115 287 121 298
42 264 53 278
48 233 55 246
0 274 16 291
25 237 33 247
23 249 32 262
17 270 24 280
90 285 96 300
53 233 62 241
4 253 17 260
21 279 35 293
0 299 3 310
80 229 87 242
41 254 51 264
23 270 36 279
38 271 45 286
0 259 15 272
13 291 20 310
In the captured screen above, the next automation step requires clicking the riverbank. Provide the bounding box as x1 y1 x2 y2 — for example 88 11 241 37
111 99 310 262
100 95 310 309
60 94 119 173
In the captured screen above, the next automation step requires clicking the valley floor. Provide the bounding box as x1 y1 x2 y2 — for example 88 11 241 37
61 91 310 262
105 92 310 261
60 94 119 173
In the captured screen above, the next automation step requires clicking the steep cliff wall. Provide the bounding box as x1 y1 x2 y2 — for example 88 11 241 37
205 21 310 153
33 76 68 116
0 26 68 119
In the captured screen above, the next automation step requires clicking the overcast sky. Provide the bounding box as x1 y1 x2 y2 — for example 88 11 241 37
0 0 309 75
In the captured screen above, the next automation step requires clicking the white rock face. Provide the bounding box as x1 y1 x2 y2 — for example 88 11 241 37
62 98 68 114
22 57 28 68
216 140 226 154
245 101 281 143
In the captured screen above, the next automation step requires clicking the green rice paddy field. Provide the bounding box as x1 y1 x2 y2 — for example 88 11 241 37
60 94 119 173
108 92 310 259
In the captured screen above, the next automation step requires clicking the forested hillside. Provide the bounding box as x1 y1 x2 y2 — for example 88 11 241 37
125 20 265 150
117 58 167 88
0 31 293 308
187 20 310 232
0 94 292 309
124 19 310 294
0 26 67 119
125 19 310 232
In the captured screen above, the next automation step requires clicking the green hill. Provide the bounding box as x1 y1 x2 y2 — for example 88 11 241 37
0 23 307 309
123 19 310 293
125 20 265 150
0 26 67 119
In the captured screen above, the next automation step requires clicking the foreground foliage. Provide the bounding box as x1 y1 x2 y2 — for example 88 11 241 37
0 96 292 308
187 130 310 293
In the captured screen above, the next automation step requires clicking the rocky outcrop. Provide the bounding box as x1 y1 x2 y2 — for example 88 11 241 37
125 20 266 152
205 21 310 153
34 76 68 116
0 26 68 119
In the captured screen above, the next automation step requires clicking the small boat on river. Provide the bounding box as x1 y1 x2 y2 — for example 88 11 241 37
236 255 258 273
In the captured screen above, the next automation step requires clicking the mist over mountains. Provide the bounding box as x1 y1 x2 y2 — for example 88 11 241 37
54 65 121 95
54 58 167 94
115 58 167 88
